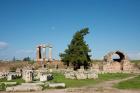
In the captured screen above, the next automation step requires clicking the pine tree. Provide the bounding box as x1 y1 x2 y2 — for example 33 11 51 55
60 28 91 70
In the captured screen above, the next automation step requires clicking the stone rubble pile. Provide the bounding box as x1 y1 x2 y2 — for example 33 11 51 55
64 67 98 80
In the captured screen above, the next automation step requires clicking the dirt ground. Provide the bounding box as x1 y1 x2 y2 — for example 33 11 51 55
1 76 140 93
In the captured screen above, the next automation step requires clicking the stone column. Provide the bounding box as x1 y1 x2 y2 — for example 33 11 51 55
39 46 42 59
42 45 46 64
49 47 52 61
36 47 40 64
42 47 46 59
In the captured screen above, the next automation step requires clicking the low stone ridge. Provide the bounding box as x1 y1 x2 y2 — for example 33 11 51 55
21 82 44 86
64 68 98 80
6 83 43 92
48 83 66 88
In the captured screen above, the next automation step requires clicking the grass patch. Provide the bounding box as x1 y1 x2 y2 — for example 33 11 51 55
0 78 7 82
0 78 25 85
114 75 140 89
131 60 140 63
50 73 100 88
0 78 25 91
7 78 25 85
49 73 133 88
0 83 6 91
98 73 132 81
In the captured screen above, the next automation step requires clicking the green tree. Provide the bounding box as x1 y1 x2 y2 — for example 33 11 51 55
23 56 31 61
60 28 91 70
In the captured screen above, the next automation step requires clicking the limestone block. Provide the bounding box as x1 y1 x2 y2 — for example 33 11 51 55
21 82 44 86
77 66 85 72
49 69 53 73
65 72 76 79
40 74 47 81
22 70 33 82
6 85 42 92
7 74 13 81
75 72 87 79
87 72 98 79
48 83 65 88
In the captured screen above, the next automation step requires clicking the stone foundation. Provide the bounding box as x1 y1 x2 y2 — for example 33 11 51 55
64 67 98 80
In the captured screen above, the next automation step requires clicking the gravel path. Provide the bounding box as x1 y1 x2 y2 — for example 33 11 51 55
65 75 140 93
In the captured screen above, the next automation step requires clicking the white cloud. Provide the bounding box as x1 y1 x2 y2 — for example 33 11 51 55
0 41 8 49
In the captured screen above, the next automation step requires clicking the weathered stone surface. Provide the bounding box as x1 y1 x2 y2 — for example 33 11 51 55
22 69 33 82
102 50 134 72
7 72 21 81
48 83 65 88
39 73 53 81
64 69 98 80
6 83 42 92
36 44 53 65
7 74 12 81
34 68 48 79
92 64 100 72
103 62 121 72
40 74 47 81
123 60 133 71
49 69 53 73
65 71 76 79
76 72 87 79
77 66 85 72
21 82 44 86
87 72 98 79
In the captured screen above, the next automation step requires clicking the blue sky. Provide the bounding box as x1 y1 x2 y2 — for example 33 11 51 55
0 0 140 60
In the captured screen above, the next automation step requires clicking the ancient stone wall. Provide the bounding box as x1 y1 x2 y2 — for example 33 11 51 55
102 51 134 72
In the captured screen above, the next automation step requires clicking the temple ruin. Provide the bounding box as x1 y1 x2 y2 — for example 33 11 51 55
36 44 52 65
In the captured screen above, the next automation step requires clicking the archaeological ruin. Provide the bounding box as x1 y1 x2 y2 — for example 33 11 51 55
64 66 98 79
0 49 140 92
36 44 52 65
102 51 134 73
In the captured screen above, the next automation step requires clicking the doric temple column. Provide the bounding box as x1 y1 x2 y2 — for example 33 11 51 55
42 47 46 59
36 44 53 65
49 47 52 61
38 46 42 59
36 47 40 63
42 45 46 64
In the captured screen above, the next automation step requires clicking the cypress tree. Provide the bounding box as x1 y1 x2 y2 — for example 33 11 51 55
60 28 91 70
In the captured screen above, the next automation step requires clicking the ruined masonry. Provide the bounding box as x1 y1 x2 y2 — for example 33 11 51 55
102 51 134 72
36 44 52 65
22 69 33 82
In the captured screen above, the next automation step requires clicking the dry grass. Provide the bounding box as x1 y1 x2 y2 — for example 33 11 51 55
0 61 36 72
